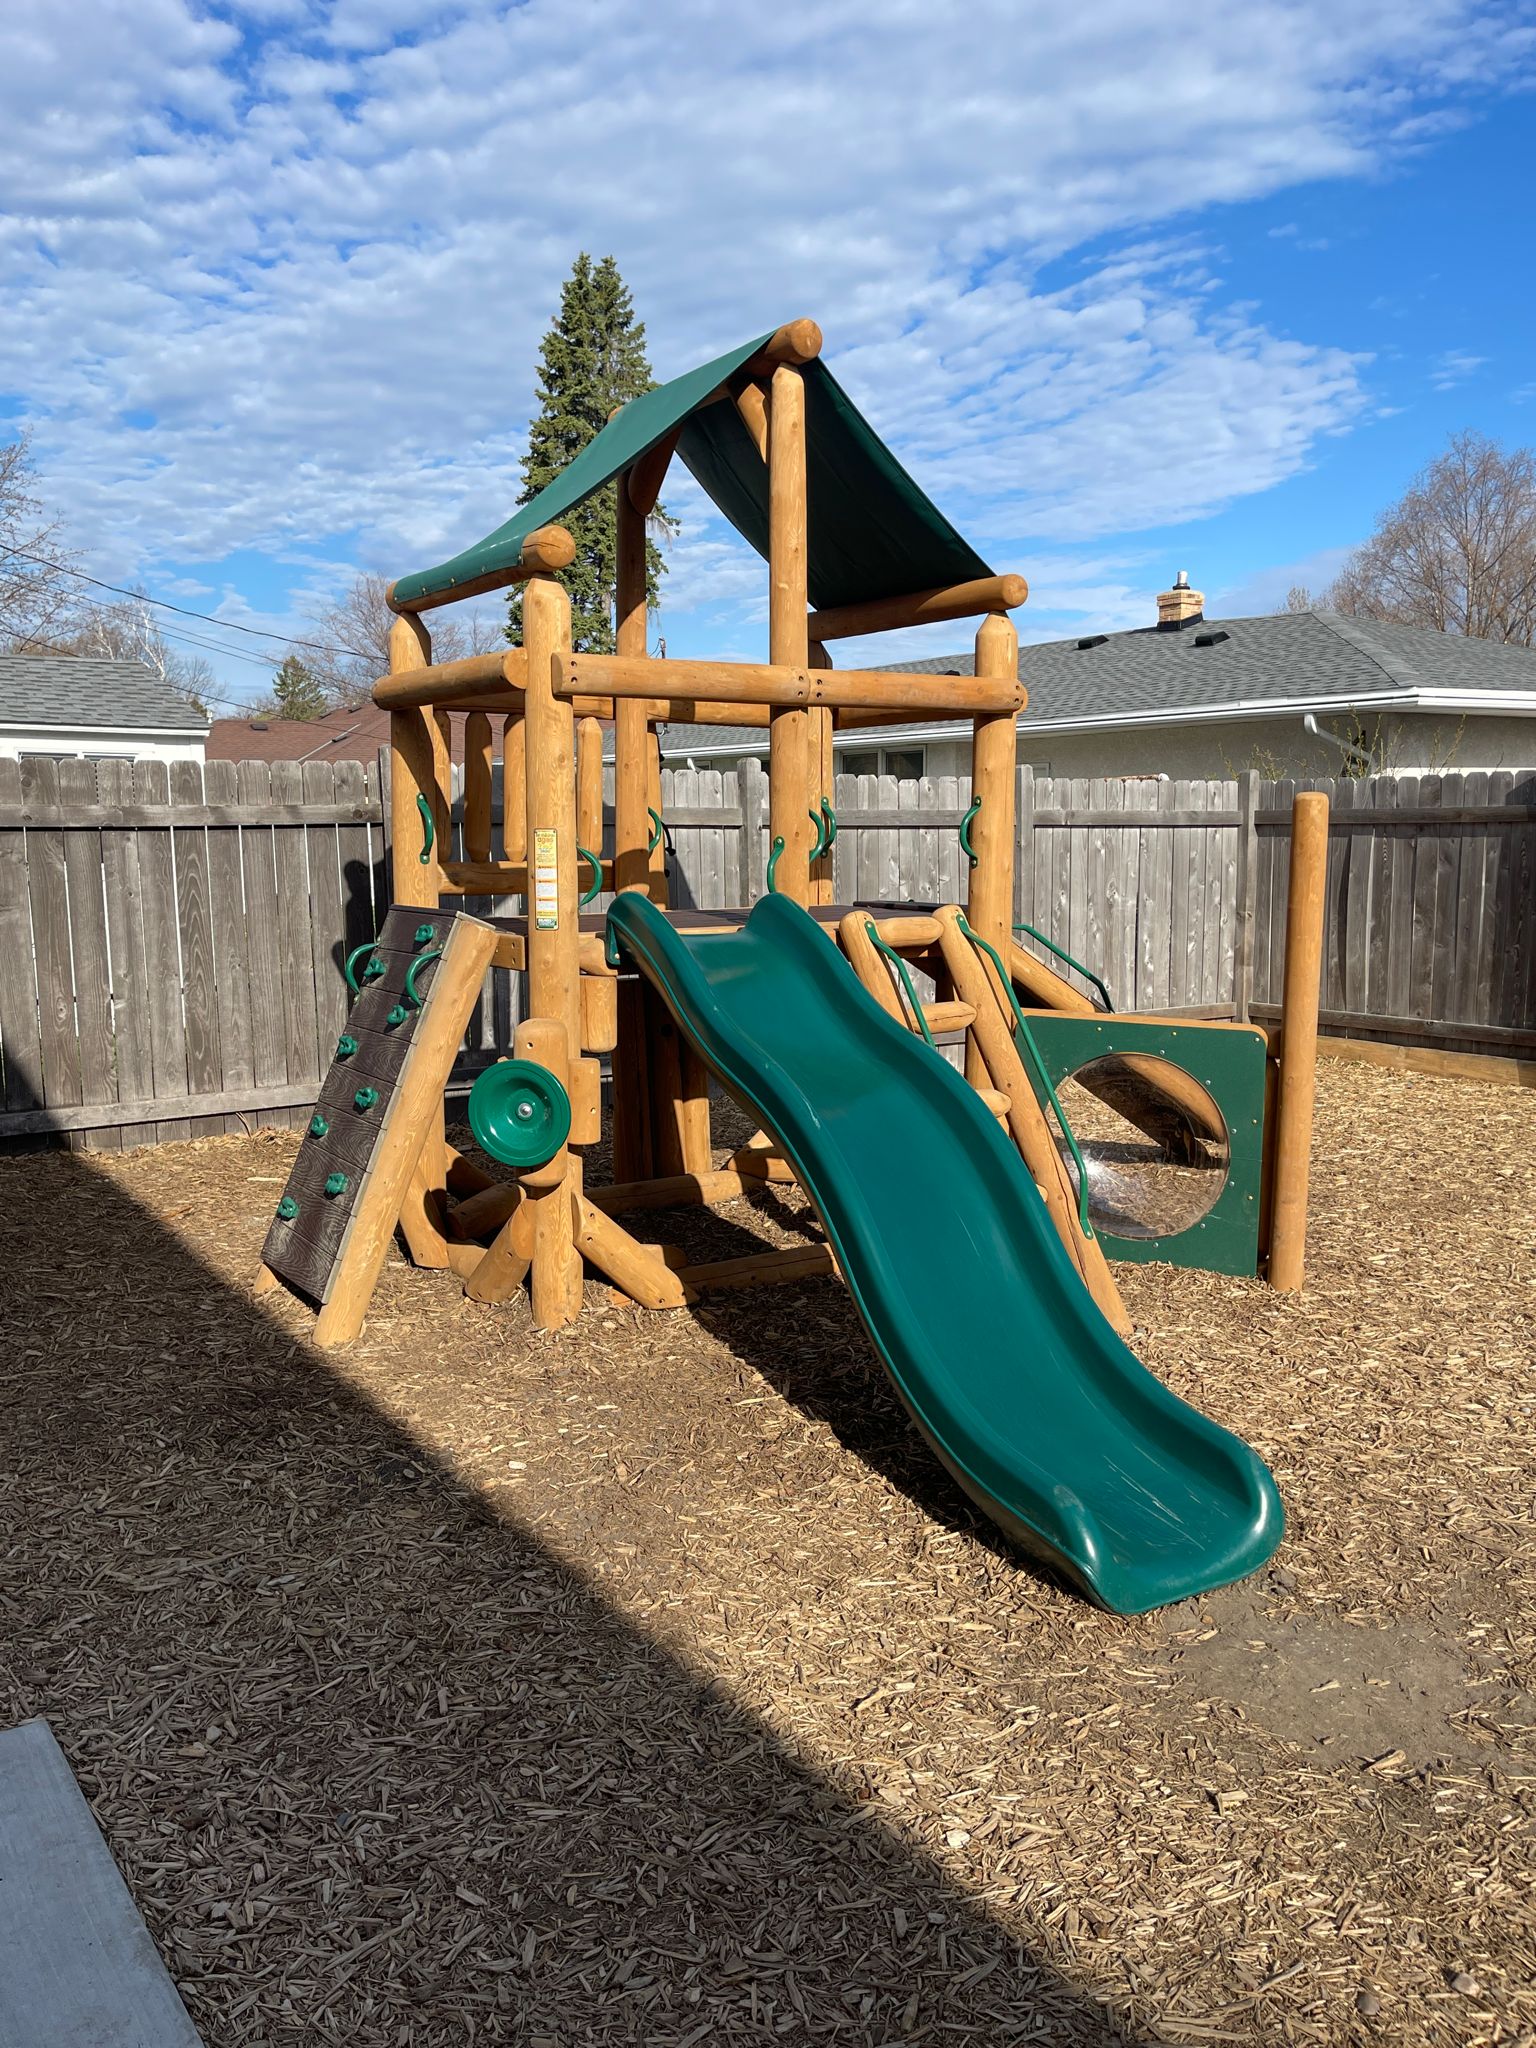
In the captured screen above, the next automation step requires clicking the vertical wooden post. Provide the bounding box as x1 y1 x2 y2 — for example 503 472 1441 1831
388 613 439 909
502 714 526 864
1233 767 1259 1024
966 614 1019 1088
464 711 493 863
614 479 653 897
1268 790 1328 1292
768 363 813 904
807 639 834 906
515 1015 584 1329
577 717 604 856
646 735 669 905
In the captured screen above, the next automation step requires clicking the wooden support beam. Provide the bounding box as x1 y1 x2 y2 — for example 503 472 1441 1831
397 1143 451 1269
810 572 1030 644
574 1195 695 1308
769 361 813 905
734 378 769 460
628 428 682 516
387 525 576 615
387 618 439 911
373 647 527 710
448 1179 520 1240
502 713 526 863
745 317 823 372
515 1016 584 1329
680 1244 837 1292
591 1168 764 1215
577 716 604 852
610 976 653 1183
464 1190 535 1304
967 614 1019 1088
1268 790 1328 1292
558 653 1025 715
463 710 493 862
614 478 653 896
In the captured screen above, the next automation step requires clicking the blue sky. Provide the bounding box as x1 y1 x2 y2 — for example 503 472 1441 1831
1 0 1533 709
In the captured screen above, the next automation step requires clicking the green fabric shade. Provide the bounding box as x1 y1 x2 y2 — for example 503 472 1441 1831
390 330 993 613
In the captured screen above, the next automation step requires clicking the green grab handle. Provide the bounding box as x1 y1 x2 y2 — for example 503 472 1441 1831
865 922 934 1047
403 949 442 1007
959 795 981 869
386 1004 409 1028
821 798 838 852
808 796 840 864
646 807 664 855
324 1172 348 1198
413 923 436 947
1013 920 1115 1013
579 846 603 906
276 1195 299 1221
416 792 435 864
957 913 1094 1238
766 836 785 894
353 1087 379 1112
308 1114 329 1138
344 943 384 993
335 1034 358 1059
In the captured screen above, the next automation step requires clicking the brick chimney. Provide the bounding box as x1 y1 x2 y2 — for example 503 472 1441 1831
1156 569 1204 628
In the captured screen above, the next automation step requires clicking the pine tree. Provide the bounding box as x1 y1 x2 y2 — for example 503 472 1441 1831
272 654 326 721
507 254 673 653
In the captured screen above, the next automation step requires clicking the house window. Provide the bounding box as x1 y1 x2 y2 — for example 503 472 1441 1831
838 745 927 782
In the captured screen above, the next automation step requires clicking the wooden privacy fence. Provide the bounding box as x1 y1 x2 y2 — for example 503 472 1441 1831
1 756 1532 1149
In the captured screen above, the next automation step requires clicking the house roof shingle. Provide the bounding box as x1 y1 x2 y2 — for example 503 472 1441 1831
0 654 209 733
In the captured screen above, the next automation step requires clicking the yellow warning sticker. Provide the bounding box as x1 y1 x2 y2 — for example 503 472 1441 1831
533 827 559 929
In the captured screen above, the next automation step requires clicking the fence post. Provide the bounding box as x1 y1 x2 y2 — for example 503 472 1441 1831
742 755 768 903
377 745 394 901
1232 768 1259 1022
1014 762 1035 930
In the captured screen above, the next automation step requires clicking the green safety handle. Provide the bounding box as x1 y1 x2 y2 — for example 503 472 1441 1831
766 836 785 894
579 846 604 907
957 913 1094 1237
416 793 435 865
865 922 934 1047
808 798 838 864
1013 920 1115 1013
403 948 442 1007
646 807 664 856
344 943 384 993
959 795 981 869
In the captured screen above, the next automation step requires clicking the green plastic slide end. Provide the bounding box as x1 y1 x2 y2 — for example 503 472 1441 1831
468 1058 572 1170
276 1195 299 1222
335 1034 358 1060
324 1172 348 1198
959 796 981 869
353 1086 379 1113
416 792 435 865
308 1114 329 1138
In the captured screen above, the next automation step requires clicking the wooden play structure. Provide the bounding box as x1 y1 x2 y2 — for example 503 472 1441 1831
256 317 1326 1349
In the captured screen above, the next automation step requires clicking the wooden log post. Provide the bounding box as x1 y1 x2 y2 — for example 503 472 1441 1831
577 716 604 858
613 477 653 897
768 362 813 903
502 713 526 864
517 1015 585 1329
387 613 440 910
1267 790 1329 1292
966 613 1020 1086
464 711 493 863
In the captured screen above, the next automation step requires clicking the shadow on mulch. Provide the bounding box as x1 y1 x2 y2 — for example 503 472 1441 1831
0 1149 1140 2046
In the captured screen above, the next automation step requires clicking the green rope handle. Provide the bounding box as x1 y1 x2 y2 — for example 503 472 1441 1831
959 795 981 868
957 913 1094 1238
416 792 435 865
766 836 785 893
646 807 664 856
865 923 934 1046
808 798 838 864
403 948 441 1007
1013 920 1114 1013
344 942 384 993
578 846 604 907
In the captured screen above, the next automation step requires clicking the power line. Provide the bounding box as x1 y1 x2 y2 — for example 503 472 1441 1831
0 544 376 660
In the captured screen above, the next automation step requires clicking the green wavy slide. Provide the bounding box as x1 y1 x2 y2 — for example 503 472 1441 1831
606 891 1283 1614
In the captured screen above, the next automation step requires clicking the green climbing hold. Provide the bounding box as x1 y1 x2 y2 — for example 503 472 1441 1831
276 1195 299 1221
353 1086 379 1112
308 1113 329 1139
386 1003 409 1028
336 1034 358 1059
324 1172 348 1198
413 923 436 946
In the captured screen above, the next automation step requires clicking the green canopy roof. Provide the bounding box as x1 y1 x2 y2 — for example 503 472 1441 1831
390 331 993 614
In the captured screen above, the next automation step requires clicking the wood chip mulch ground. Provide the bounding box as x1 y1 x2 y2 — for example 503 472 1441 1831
1 1060 1532 2046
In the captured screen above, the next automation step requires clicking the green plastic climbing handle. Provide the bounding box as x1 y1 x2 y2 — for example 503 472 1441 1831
1013 921 1115 1013
766 836 785 893
579 846 603 907
958 914 1094 1238
647 806 664 856
808 798 839 864
417 792 435 865
344 943 383 993
865 922 934 1046
959 795 981 869
403 948 442 1007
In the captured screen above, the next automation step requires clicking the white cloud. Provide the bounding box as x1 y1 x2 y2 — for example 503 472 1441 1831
1430 347 1488 389
1 0 1532 692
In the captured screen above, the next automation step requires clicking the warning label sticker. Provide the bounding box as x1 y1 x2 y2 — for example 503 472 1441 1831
532 827 560 930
